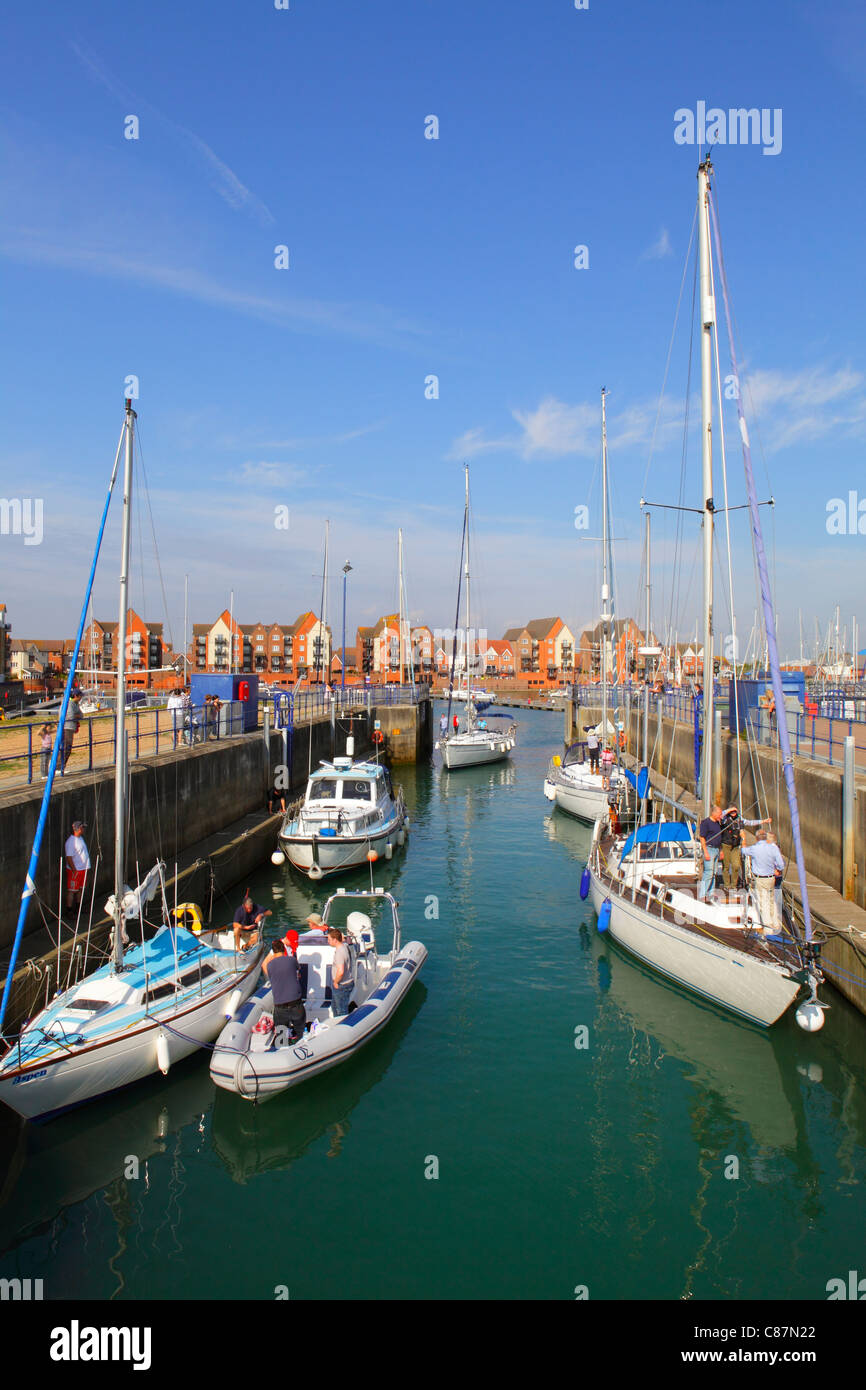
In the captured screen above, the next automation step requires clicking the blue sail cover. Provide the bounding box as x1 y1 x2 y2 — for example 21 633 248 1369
620 821 693 860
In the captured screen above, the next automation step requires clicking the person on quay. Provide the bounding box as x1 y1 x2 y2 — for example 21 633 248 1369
262 938 306 1044
38 722 54 778
743 832 786 933
698 805 725 901
166 687 184 748
719 805 771 895
61 695 81 771
232 893 272 952
586 726 600 774
65 821 90 911
327 926 354 1017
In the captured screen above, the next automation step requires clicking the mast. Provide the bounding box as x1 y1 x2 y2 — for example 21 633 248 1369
642 509 651 820
464 463 471 691
698 157 715 817
398 528 404 683
601 388 610 747
113 400 136 970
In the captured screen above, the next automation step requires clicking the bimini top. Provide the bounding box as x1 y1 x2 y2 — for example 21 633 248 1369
620 821 694 859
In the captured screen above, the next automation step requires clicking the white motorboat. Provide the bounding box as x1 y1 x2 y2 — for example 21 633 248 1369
276 755 408 880
210 888 426 1101
0 403 264 1122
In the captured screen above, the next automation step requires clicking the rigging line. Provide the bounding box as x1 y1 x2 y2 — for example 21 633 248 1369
135 424 175 654
642 204 699 502
667 242 699 644
709 246 743 805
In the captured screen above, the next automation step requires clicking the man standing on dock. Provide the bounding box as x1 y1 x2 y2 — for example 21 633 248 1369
743 832 786 933
64 821 90 912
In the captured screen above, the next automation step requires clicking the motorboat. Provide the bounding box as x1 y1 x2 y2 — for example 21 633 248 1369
275 755 408 880
210 888 426 1101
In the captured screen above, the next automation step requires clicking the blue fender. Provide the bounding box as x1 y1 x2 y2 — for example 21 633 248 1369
579 867 591 900
597 899 612 934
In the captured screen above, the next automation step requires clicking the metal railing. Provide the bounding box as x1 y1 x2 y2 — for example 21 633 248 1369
0 701 245 787
263 682 426 732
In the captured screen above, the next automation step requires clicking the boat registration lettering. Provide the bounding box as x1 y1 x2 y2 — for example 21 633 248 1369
13 1068 47 1085
292 1044 313 1060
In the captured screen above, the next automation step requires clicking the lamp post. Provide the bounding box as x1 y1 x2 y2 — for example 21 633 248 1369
341 561 352 690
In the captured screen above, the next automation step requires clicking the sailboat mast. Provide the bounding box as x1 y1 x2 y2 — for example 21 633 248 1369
601 388 609 744
698 157 716 818
113 400 135 970
464 463 471 686
398 527 404 683
643 508 651 762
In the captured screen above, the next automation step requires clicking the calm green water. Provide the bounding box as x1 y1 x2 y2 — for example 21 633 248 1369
1 705 864 1300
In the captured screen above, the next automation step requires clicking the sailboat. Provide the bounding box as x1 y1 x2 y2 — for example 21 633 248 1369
544 388 622 820
437 464 517 770
583 159 827 1031
0 402 264 1121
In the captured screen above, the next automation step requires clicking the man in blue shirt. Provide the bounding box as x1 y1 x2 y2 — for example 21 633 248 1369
743 833 786 933
262 939 306 1044
232 894 272 952
697 805 725 900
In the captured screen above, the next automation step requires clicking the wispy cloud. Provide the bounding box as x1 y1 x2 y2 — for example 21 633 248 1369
238 461 309 487
70 39 275 227
742 365 866 450
0 235 423 346
641 227 673 260
447 395 683 462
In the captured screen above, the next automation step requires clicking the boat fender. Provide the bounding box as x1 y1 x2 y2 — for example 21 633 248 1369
795 1002 825 1032
225 988 243 1019
367 850 378 863
397 830 405 846
579 867 591 900
597 900 612 933
271 850 286 866
156 1031 170 1076
405 818 410 831
552 755 562 767
309 864 324 881
385 842 393 860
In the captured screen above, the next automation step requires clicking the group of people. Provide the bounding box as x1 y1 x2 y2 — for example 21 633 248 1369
585 729 619 788
698 803 785 931
165 688 223 746
232 894 356 1043
38 696 82 775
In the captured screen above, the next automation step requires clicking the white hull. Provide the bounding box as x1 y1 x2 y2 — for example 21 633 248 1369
440 733 514 769
546 772 609 823
0 958 262 1121
279 810 407 877
588 869 800 1027
211 941 427 1100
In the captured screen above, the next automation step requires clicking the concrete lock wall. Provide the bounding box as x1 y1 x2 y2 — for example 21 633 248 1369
0 696 432 956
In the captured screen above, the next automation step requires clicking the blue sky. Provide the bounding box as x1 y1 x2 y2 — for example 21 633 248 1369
2 0 865 661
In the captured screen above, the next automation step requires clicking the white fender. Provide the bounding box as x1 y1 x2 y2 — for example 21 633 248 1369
156 1031 170 1076
225 988 243 1019
271 850 286 866
397 829 405 846
308 864 323 881
385 842 394 860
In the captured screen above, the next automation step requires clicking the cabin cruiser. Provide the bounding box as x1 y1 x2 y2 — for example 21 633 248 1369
275 756 408 880
210 888 426 1101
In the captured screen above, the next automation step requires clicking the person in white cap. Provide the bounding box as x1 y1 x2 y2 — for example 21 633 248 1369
64 822 90 911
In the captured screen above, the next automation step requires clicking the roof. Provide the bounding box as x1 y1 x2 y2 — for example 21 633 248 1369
502 626 529 641
524 617 561 639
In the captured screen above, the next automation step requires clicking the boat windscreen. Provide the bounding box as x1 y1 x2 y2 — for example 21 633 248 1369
309 779 338 800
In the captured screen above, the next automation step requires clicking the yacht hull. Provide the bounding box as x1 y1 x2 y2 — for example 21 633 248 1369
278 808 408 878
441 735 514 770
587 868 800 1027
0 953 263 1122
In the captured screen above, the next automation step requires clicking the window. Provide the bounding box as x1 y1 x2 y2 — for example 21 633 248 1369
309 778 338 800
347 781 373 801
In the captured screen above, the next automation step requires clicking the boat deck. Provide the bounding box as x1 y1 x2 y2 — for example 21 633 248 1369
595 829 806 972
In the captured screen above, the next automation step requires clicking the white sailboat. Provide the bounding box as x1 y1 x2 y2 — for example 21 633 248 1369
583 159 827 1031
0 402 264 1121
544 388 620 820
438 464 517 770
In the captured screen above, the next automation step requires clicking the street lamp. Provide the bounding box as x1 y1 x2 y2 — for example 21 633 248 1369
341 561 353 690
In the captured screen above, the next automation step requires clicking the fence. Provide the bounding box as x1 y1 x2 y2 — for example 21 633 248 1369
264 682 427 732
0 701 245 788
